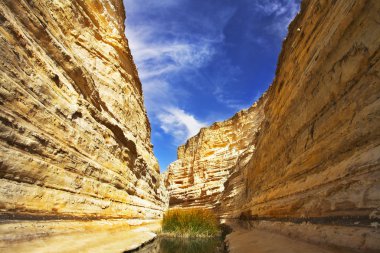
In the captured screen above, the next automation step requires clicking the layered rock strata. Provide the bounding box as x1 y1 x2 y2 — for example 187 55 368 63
0 0 167 219
165 98 266 208
167 0 380 251
239 0 380 221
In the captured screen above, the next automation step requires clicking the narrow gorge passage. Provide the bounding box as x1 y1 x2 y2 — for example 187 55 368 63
0 0 379 253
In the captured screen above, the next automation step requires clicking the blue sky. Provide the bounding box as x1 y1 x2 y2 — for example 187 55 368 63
123 0 301 171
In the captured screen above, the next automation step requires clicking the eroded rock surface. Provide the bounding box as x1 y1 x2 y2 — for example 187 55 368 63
165 98 266 209
0 0 167 219
240 0 380 221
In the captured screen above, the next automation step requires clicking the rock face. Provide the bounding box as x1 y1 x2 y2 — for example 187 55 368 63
239 0 380 221
165 98 266 209
167 0 380 250
0 0 167 219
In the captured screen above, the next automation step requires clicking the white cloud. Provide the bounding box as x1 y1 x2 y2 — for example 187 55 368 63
123 0 218 145
124 23 210 145
253 0 299 37
255 1 287 16
126 26 214 80
157 107 207 144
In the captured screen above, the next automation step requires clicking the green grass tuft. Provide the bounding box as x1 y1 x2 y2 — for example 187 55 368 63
161 208 220 237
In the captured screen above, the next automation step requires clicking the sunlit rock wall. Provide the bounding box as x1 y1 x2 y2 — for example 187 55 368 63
0 0 167 219
239 0 380 221
165 98 266 209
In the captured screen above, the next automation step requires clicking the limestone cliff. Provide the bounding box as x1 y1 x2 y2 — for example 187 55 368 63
167 0 379 250
166 97 266 209
239 0 380 221
0 0 167 219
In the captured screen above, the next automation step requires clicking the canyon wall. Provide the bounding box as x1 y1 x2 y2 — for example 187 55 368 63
239 0 380 221
165 98 266 208
167 0 380 249
0 0 167 219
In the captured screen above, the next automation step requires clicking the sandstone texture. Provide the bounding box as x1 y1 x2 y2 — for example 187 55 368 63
167 0 380 251
240 0 380 221
0 0 167 219
165 98 266 209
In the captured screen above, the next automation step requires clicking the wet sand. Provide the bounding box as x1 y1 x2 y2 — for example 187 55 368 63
225 224 358 253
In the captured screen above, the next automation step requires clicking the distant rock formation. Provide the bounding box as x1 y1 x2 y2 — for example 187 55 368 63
165 97 266 209
167 0 380 251
0 0 167 219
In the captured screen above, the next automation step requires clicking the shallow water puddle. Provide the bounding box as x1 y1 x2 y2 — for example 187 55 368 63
133 237 225 253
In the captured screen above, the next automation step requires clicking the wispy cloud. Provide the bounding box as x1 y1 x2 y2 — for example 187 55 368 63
253 0 300 37
123 0 236 144
142 79 205 144
126 25 214 80
157 107 207 144
254 1 288 16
